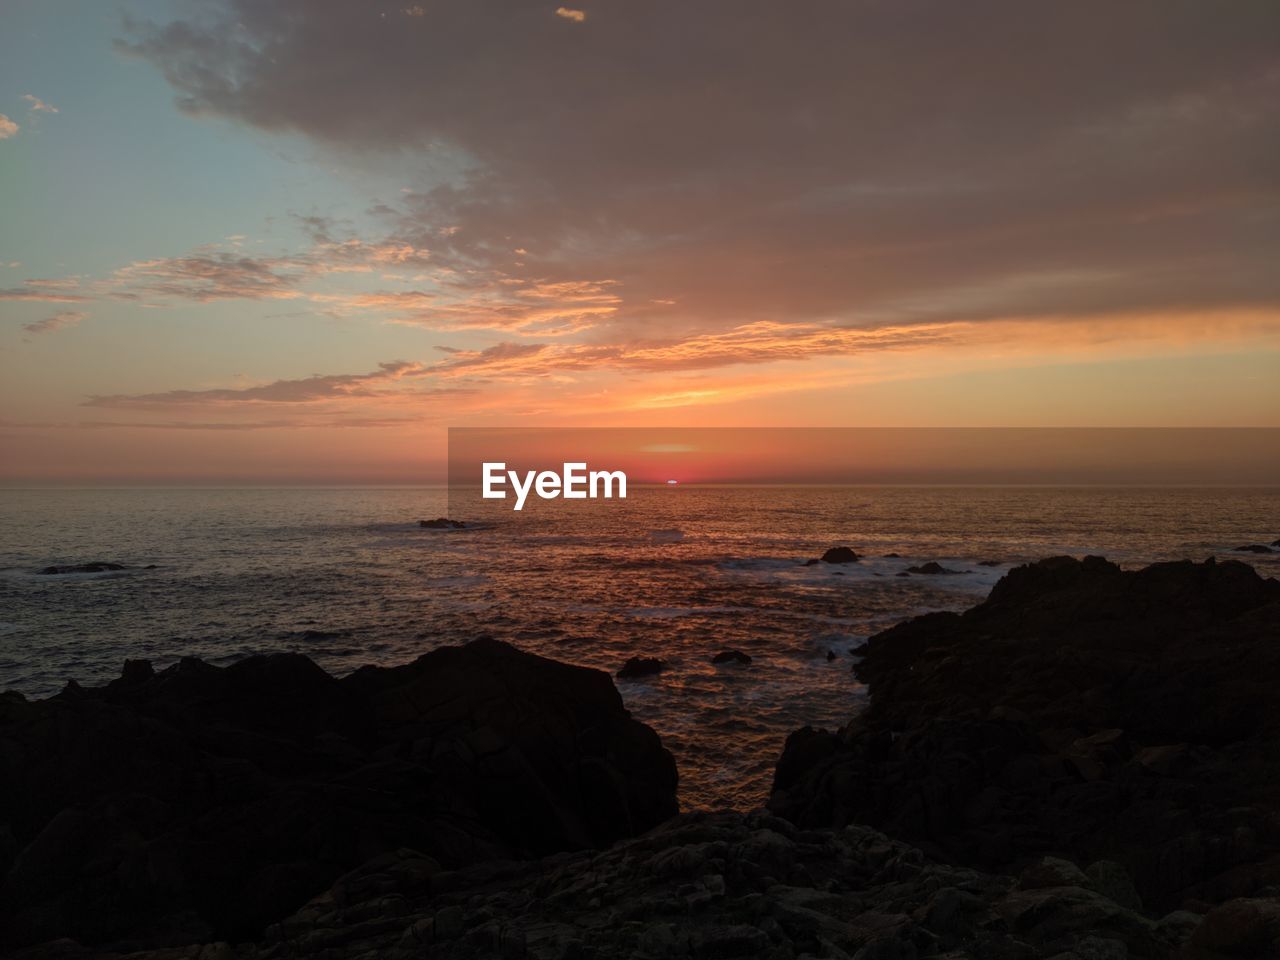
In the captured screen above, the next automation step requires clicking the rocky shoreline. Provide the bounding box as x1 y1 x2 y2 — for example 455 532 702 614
4 557 1279 958
0 640 675 952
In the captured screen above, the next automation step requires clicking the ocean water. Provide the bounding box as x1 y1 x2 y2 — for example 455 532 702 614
1 485 1277 810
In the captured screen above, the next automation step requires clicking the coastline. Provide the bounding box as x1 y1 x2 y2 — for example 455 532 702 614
3 555 1279 959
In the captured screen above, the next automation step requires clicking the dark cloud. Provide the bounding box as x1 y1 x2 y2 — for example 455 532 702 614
121 0 1280 335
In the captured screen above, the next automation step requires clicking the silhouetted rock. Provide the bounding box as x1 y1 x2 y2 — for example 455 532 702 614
117 659 154 686
616 656 668 679
905 561 961 574
1235 543 1274 554
770 556 1280 916
33 813 1189 960
419 517 465 529
0 639 676 951
821 546 859 564
883 552 902 558
978 559 1001 566
37 562 126 575
711 649 752 665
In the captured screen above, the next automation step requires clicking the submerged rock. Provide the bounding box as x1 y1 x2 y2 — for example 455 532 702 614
616 656 668 679
419 517 465 529
770 555 1280 916
0 639 676 951
711 649 752 665
821 546 860 564
37 562 126 575
905 561 961 575
1235 543 1274 554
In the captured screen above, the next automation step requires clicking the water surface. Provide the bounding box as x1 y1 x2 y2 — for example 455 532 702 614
2 485 1275 808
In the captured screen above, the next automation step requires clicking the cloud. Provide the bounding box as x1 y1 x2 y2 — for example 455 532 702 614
430 320 960 379
429 308 1280 382
0 114 17 139
84 360 431 408
554 7 586 23
74 415 431 430
0 279 89 302
339 276 621 334
119 0 1280 348
21 94 58 114
23 310 87 335
113 253 305 301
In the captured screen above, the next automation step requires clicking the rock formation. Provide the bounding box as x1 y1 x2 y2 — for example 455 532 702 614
771 556 1280 919
820 547 859 564
37 562 127 574
6 812 1200 960
617 656 669 679
0 639 676 951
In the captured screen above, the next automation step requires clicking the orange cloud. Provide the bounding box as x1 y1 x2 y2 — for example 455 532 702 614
84 361 435 408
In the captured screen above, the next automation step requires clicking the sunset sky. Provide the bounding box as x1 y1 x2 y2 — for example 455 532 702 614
1 1 1278 483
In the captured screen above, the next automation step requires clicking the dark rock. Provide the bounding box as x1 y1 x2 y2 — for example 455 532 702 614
419 518 465 529
616 656 668 679
1186 897 1280 957
821 546 860 564
905 561 961 575
826 650 837 662
1087 860 1144 913
711 649 752 666
37 562 126 575
50 812 1182 960
117 659 154 686
0 639 676 951
770 556 1280 916
1235 544 1274 554
883 552 902 558
978 559 1001 566
803 558 820 566
1020 856 1090 890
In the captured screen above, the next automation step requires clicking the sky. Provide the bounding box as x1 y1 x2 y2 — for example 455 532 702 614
1 0 1277 483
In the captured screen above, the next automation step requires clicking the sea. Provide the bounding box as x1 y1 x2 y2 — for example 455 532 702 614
1 485 1276 810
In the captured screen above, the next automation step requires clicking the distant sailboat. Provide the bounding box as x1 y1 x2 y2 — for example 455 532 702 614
666 479 679 485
